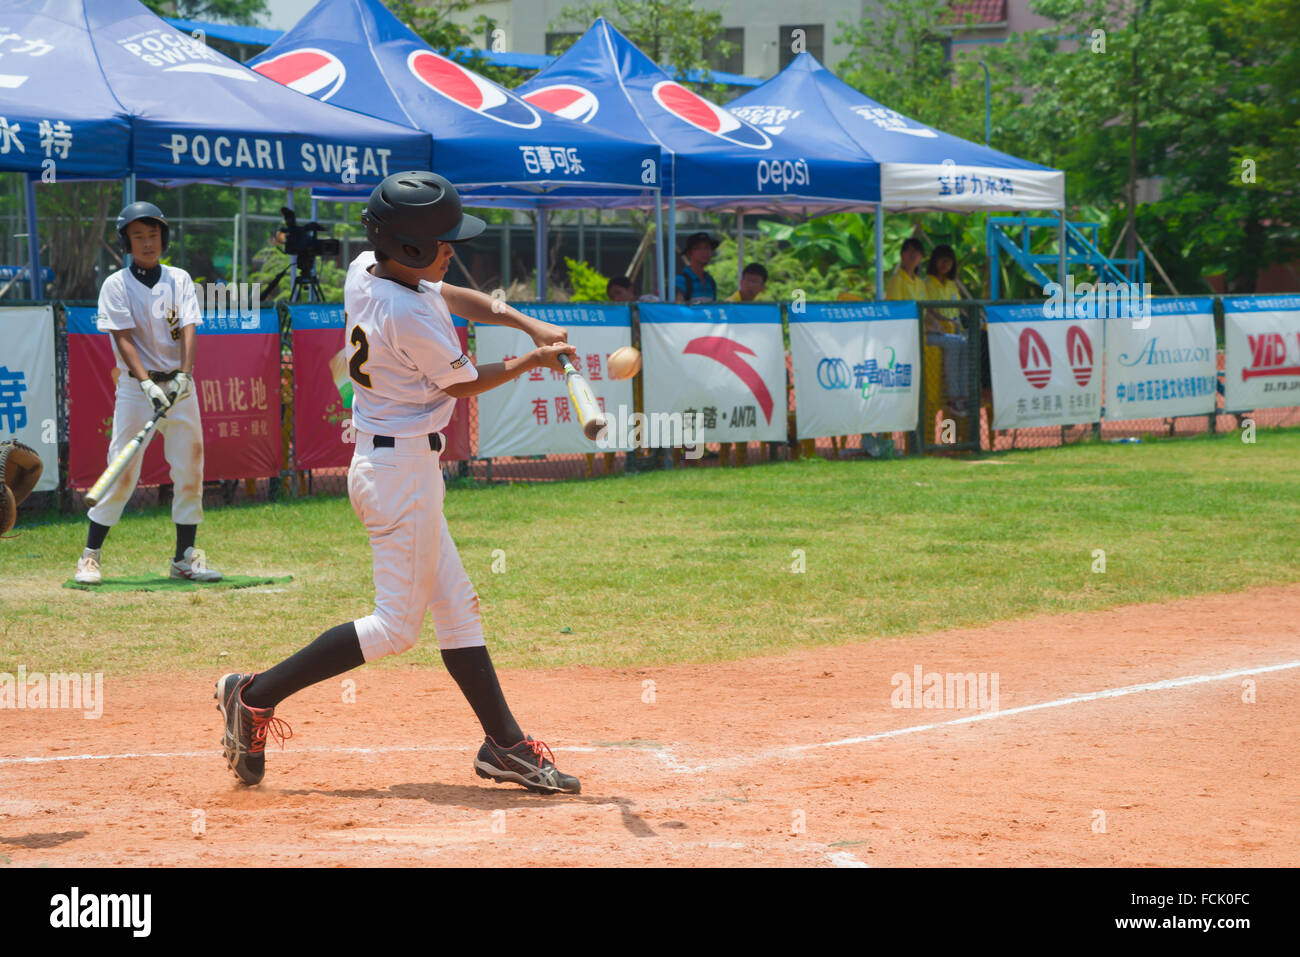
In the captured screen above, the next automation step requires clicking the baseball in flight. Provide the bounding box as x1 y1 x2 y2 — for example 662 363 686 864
607 345 641 380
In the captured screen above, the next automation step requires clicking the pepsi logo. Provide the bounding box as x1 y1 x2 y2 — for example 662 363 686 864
408 50 540 128
252 48 346 101
1018 327 1052 389
651 81 770 149
522 84 599 123
1065 325 1094 387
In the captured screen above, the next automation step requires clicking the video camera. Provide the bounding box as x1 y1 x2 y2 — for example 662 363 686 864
269 207 341 303
275 206 341 259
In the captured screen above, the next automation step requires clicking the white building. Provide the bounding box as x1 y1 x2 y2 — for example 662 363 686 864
445 1 1058 79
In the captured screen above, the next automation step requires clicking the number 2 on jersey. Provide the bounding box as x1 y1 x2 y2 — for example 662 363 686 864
349 325 373 389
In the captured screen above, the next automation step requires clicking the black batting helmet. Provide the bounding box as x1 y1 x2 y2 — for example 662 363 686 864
116 201 170 253
361 171 485 269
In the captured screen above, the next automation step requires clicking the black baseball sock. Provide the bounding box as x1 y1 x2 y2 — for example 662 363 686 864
242 621 365 710
174 523 197 563
86 521 110 551
441 645 524 746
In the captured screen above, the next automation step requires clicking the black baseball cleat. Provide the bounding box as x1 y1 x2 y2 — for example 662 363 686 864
214 673 292 786
474 735 581 794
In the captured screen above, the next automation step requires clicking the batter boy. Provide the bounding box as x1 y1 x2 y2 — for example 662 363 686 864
217 171 581 793
75 202 221 585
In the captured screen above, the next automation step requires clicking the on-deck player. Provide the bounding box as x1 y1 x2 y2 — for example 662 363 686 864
216 171 582 793
74 202 222 585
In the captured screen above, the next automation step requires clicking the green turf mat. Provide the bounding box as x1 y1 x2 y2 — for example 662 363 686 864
62 574 293 593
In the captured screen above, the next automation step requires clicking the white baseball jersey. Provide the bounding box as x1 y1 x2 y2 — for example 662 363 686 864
96 265 203 374
344 251 477 437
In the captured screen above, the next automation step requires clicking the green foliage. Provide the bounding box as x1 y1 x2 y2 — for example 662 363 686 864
384 0 522 88
833 0 1300 294
834 0 994 146
981 0 1299 293
248 246 346 304
702 225 865 302
140 1 269 24
551 0 736 99
565 256 610 301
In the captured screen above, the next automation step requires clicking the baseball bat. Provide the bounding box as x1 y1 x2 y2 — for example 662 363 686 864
85 406 169 506
558 353 607 441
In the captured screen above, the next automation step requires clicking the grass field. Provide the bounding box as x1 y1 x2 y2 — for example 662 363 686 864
4 428 1299 676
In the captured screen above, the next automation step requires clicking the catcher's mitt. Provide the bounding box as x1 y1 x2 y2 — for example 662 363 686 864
0 440 43 536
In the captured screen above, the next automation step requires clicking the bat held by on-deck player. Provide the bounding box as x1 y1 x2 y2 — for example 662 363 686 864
85 404 170 506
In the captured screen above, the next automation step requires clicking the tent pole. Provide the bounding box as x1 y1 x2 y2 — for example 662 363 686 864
737 208 744 286
653 193 665 300
123 174 136 268
24 175 41 300
874 204 885 301
668 195 676 298
535 209 547 301
1058 207 1066 288
285 186 295 293
240 186 248 289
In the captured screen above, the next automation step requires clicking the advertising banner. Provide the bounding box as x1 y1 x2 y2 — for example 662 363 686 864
789 301 919 438
1104 298 1216 421
67 305 281 487
1222 295 1300 412
476 304 633 457
986 304 1103 430
0 306 58 491
639 303 786 445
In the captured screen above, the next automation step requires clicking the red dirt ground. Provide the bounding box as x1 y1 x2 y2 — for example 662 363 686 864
2 584 1298 867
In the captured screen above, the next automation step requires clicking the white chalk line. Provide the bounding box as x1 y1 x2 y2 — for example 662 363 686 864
826 850 870 868
2 660 1296 777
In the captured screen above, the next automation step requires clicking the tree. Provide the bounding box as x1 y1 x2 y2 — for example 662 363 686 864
834 0 995 145
550 0 736 99
384 0 521 88
985 0 1298 292
140 1 269 24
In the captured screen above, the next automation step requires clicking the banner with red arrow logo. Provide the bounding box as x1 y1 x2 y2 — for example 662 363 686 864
639 304 787 445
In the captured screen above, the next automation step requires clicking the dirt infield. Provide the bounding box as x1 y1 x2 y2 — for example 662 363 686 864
2 584 1297 867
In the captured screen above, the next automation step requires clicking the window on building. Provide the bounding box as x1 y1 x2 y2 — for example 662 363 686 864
707 27 745 75
545 32 580 56
778 24 823 69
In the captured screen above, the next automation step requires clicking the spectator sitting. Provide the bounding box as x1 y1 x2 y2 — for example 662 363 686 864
675 231 720 303
606 275 636 302
727 263 769 302
885 237 927 301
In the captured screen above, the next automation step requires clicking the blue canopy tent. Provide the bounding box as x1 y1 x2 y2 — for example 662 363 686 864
515 19 878 295
0 1 132 297
6 0 432 299
726 53 1066 297
249 0 664 297
90 0 431 188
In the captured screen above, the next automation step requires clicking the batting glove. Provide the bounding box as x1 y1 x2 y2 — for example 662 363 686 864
140 378 172 413
167 371 194 403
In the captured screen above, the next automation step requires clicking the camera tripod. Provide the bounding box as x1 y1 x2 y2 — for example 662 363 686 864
261 253 325 304
288 254 325 304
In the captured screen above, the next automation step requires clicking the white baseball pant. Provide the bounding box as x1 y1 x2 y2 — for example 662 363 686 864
87 377 205 527
348 431 485 661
